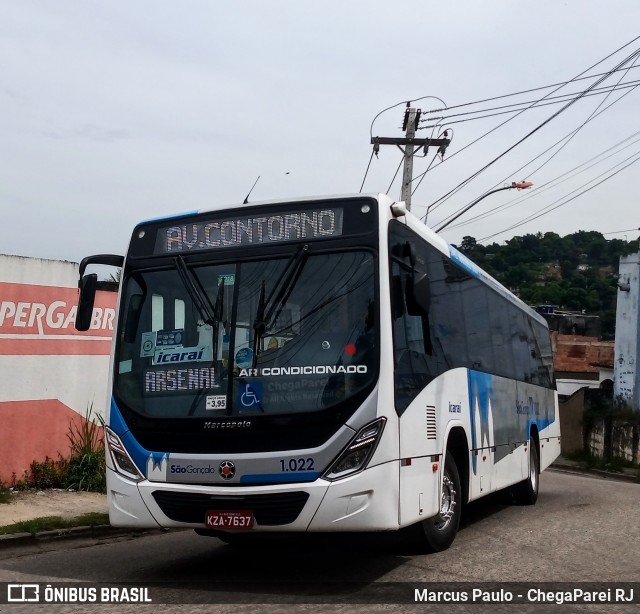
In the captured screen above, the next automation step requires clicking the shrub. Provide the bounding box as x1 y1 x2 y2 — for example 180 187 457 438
13 406 106 493
64 406 106 493
23 456 68 490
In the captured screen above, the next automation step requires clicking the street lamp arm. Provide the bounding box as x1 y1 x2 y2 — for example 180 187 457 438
433 182 532 233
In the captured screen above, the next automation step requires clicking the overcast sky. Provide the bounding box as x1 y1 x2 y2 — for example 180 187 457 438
2 0 640 263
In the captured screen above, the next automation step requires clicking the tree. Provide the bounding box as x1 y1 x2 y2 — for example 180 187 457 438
467 229 637 338
459 236 477 255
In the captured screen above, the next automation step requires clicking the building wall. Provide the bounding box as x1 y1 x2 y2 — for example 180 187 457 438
587 419 639 465
552 332 614 397
613 253 640 410
0 254 116 484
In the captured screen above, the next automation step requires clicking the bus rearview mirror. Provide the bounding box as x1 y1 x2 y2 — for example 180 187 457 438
76 274 98 331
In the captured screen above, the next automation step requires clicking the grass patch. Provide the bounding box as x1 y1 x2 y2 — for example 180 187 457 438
0 512 110 535
0 490 13 505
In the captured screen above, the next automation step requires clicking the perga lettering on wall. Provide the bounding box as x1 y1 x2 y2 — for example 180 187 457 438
156 208 343 253
0 283 116 336
0 282 116 356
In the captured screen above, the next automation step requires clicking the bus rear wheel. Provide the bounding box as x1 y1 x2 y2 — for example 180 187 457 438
413 451 462 552
512 441 539 505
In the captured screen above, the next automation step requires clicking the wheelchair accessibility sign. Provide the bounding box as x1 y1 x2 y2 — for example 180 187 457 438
239 382 263 409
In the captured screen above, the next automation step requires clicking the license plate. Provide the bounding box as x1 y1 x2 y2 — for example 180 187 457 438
206 510 254 529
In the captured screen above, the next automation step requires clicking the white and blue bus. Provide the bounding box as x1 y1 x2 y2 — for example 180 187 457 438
76 193 560 551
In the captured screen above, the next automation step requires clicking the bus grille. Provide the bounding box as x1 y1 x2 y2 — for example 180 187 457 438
151 490 310 526
426 405 437 440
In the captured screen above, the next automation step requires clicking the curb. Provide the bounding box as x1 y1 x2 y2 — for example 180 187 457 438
0 525 163 549
549 462 640 484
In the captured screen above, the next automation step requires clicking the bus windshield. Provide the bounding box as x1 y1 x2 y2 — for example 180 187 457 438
115 249 377 419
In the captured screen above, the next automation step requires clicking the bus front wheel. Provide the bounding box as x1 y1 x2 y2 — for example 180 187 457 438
413 451 462 552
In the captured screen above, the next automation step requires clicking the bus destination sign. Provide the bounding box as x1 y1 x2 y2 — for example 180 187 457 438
156 207 344 254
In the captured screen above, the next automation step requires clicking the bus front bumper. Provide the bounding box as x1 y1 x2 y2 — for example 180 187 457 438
107 461 401 533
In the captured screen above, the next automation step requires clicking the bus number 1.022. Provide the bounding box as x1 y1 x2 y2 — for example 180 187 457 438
280 458 314 472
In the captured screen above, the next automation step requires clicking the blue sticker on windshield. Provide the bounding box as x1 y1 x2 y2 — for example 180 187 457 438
235 347 253 369
156 329 184 347
239 382 263 408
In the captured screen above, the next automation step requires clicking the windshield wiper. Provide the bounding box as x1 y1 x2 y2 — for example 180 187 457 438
175 256 227 417
252 244 310 361
174 255 217 326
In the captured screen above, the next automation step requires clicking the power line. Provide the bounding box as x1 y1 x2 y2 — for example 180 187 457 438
421 38 640 219
477 151 640 242
440 77 640 230
451 81 640 225
368 95 446 139
426 45 640 228
386 157 404 194
361 98 436 194
521 56 639 178
411 128 452 198
603 227 640 236
359 148 375 193
420 80 640 127
420 60 640 114
411 151 442 198
446 131 640 230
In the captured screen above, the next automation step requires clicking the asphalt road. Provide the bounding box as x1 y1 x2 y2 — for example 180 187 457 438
1 470 638 612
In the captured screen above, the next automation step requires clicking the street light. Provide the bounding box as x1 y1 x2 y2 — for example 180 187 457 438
433 182 533 233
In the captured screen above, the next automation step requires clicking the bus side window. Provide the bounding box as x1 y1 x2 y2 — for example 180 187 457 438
392 262 433 412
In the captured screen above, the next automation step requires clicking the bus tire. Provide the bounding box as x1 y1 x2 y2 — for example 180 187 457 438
413 451 461 552
512 442 539 505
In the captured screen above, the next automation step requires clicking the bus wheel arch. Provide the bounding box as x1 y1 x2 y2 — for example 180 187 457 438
406 428 468 553
414 450 462 552
446 426 469 506
512 426 540 505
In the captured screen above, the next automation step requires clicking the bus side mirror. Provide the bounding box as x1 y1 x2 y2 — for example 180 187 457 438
406 270 431 316
76 274 98 331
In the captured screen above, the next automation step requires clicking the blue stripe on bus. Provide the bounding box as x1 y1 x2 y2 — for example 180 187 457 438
468 371 493 475
109 398 154 477
239 472 321 484
526 417 553 433
449 246 481 279
108 397 129 436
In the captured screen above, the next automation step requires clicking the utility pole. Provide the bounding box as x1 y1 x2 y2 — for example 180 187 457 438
371 102 450 211
401 107 417 208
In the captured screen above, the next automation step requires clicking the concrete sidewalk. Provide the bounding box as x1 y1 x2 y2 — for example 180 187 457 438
0 489 119 549
0 489 107 526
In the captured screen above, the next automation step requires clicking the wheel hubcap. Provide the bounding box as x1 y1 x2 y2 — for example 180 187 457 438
530 452 538 492
433 473 456 531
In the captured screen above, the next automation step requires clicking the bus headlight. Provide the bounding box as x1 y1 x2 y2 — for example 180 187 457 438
105 426 144 482
323 418 386 481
